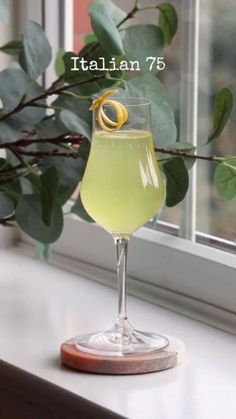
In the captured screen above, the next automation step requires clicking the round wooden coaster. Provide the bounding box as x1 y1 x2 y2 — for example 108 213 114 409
60 336 185 375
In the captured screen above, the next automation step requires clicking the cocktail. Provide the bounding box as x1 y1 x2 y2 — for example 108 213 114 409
76 91 169 356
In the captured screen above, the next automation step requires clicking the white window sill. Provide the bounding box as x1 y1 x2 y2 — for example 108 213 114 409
0 248 235 419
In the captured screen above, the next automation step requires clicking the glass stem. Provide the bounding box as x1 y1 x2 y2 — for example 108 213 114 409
114 236 130 330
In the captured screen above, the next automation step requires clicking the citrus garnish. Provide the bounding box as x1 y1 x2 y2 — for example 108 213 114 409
90 89 128 132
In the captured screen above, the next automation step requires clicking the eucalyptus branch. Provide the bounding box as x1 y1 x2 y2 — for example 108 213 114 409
0 75 105 123
155 147 225 162
0 214 15 226
14 148 80 159
0 134 84 150
117 3 140 28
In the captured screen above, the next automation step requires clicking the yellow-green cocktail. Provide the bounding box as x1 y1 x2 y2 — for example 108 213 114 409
81 129 165 235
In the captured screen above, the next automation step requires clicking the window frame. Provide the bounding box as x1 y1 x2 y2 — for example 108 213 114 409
19 0 236 333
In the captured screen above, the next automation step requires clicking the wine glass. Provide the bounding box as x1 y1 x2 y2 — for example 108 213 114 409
77 96 169 356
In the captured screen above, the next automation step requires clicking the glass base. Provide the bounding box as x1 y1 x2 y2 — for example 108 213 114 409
74 321 169 357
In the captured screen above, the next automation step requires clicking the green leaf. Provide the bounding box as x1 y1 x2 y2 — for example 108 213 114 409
123 25 164 74
62 51 91 82
90 0 126 26
207 88 234 143
0 78 46 143
0 68 30 112
0 117 27 143
0 0 9 22
71 44 123 90
0 176 21 201
84 34 97 45
15 194 63 244
36 118 67 139
89 3 124 56
59 109 92 139
22 20 52 80
55 48 65 77
163 142 196 170
214 159 236 200
39 157 86 205
163 157 189 206
125 74 177 146
53 94 92 138
16 81 46 126
157 3 178 44
72 194 94 223
77 138 91 159
40 167 59 226
0 191 14 218
20 173 41 195
0 40 23 55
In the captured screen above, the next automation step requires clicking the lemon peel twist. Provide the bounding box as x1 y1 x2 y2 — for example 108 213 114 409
90 89 128 132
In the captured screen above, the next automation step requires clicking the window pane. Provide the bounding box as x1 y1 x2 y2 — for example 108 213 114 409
197 0 236 243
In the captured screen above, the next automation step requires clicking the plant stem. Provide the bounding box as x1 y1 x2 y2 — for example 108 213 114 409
155 147 222 162
0 134 84 150
0 214 15 226
0 75 104 124
14 148 80 159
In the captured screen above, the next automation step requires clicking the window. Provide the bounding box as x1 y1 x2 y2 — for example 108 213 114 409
72 0 236 251
197 0 236 246
20 0 236 332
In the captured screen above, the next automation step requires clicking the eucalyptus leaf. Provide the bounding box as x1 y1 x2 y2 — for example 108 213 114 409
55 48 65 77
0 68 30 112
40 157 86 205
75 44 123 89
84 34 97 45
207 88 233 143
163 142 196 170
214 159 236 200
78 138 91 159
90 0 126 26
0 40 23 55
0 79 46 143
22 20 52 80
0 157 7 169
0 117 26 143
72 194 94 222
163 157 189 206
16 194 63 244
36 118 68 139
63 51 92 82
40 167 59 226
20 174 41 195
14 81 46 126
157 3 178 44
123 25 164 74
0 177 21 202
59 109 92 140
0 191 15 218
125 74 177 146
89 3 124 56
40 156 86 187
53 94 92 137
